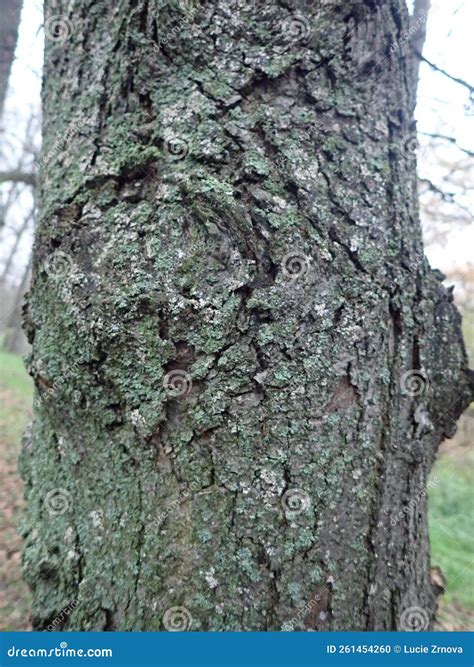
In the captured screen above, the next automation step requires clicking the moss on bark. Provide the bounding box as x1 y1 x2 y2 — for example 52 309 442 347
21 0 472 630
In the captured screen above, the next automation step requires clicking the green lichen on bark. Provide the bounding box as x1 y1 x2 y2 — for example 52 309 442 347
21 0 472 631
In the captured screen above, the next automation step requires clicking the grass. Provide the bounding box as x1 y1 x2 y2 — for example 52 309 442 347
0 350 472 630
0 350 32 400
0 349 33 630
429 444 474 626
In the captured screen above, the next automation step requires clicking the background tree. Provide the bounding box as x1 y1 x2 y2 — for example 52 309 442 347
0 112 38 355
20 0 472 631
0 0 22 119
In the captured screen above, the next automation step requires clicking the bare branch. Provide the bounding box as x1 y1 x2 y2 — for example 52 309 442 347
418 131 474 158
0 206 35 283
413 49 474 94
418 177 456 203
0 170 36 186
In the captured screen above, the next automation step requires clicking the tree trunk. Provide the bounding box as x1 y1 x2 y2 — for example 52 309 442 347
21 0 472 631
0 259 31 354
0 0 22 120
2 253 31 355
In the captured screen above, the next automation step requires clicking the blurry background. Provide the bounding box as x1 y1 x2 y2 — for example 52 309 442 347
0 0 472 630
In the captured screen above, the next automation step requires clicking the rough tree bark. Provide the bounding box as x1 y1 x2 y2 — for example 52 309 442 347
21 0 472 631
